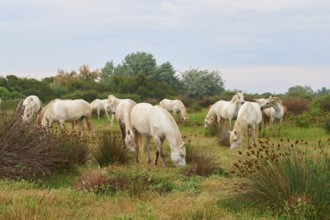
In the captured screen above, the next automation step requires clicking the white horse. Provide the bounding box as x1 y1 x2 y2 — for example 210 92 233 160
204 92 245 129
125 103 186 167
107 94 135 126
114 99 136 151
41 99 94 138
259 96 285 136
22 95 42 123
90 99 111 121
230 102 262 149
159 99 189 120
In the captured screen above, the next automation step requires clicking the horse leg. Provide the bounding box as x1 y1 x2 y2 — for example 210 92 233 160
105 109 111 122
59 119 66 133
97 109 100 119
270 118 274 136
153 136 166 167
134 131 140 163
77 119 84 138
86 116 95 137
145 136 152 164
119 121 126 141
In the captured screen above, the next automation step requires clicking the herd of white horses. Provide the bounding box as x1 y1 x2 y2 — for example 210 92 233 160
10 93 285 167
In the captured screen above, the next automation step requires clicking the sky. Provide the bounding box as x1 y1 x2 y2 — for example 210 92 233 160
1 0 330 94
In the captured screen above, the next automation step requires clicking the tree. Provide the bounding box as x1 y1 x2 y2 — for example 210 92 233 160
152 62 181 90
100 60 115 80
286 85 314 99
180 68 225 99
114 52 157 77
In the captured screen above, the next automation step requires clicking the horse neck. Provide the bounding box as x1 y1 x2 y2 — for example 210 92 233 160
233 119 247 141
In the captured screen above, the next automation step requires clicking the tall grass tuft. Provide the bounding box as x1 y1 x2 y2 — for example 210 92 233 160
0 112 89 180
231 139 330 219
183 139 219 177
92 132 131 167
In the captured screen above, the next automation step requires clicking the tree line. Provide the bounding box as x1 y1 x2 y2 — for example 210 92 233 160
0 51 329 103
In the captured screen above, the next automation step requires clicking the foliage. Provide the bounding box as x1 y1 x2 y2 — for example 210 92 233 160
180 68 225 99
231 139 330 219
286 85 314 99
92 132 131 167
114 51 157 77
0 112 89 181
316 94 330 112
283 97 310 115
323 117 330 133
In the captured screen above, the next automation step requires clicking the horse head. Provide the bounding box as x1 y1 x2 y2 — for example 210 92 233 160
124 130 136 152
170 142 186 167
235 92 245 105
229 130 241 150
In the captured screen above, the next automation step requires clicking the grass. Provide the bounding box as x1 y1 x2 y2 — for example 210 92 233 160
0 108 329 219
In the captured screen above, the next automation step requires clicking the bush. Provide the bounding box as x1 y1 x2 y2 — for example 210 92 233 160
316 94 330 112
231 139 330 219
92 132 131 166
0 112 89 180
283 98 310 115
323 118 330 133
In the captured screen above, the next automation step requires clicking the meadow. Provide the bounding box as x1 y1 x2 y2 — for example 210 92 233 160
0 105 329 220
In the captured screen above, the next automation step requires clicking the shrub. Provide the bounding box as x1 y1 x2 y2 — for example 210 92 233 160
323 118 330 133
92 132 131 167
283 98 310 115
316 94 330 112
0 112 89 180
231 139 330 219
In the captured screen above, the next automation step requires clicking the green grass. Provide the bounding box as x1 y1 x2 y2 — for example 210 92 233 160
0 108 329 219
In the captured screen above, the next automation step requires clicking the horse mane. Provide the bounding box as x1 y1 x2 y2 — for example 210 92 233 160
156 105 183 146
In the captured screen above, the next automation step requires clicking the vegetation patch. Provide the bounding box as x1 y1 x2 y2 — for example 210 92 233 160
0 112 89 181
230 139 330 219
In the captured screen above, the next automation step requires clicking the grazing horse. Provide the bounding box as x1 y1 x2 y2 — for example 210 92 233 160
259 96 285 136
159 99 189 120
22 95 42 123
90 99 111 121
125 103 186 167
114 99 136 151
230 102 262 149
204 92 245 129
41 99 94 138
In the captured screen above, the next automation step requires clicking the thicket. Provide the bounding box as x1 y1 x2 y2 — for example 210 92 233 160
0 112 89 181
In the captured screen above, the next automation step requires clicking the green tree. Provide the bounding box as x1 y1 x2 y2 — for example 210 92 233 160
180 68 225 99
152 62 181 90
287 85 313 99
114 52 157 77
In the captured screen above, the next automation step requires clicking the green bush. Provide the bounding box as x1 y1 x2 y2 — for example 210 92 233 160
231 139 330 219
323 118 330 133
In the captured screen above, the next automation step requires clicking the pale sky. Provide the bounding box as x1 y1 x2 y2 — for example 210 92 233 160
1 0 329 94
